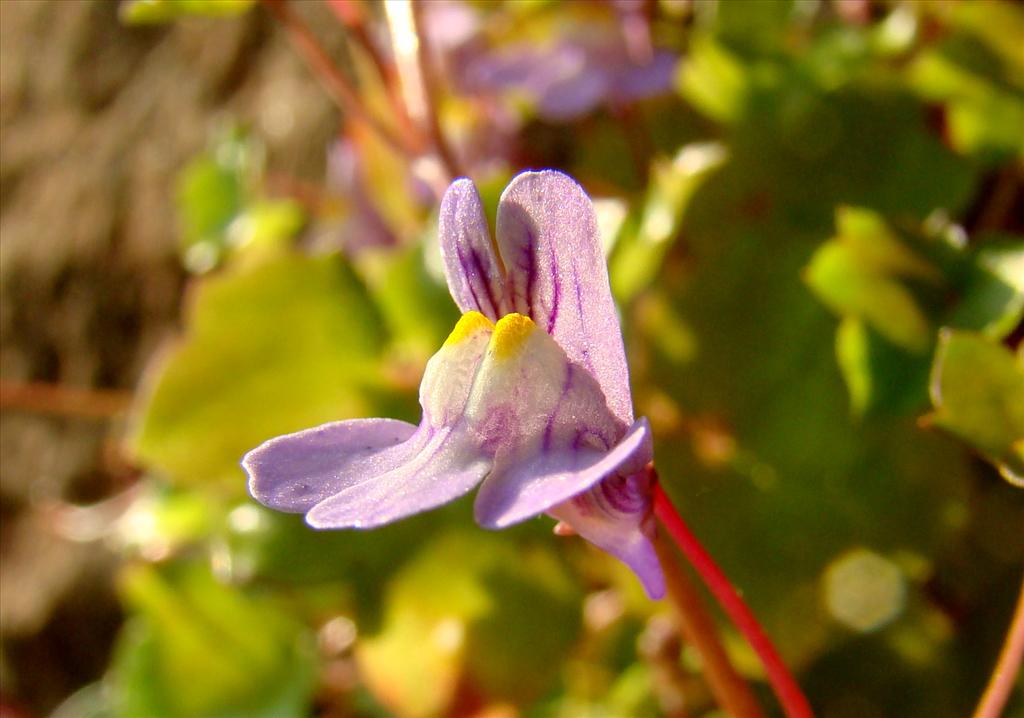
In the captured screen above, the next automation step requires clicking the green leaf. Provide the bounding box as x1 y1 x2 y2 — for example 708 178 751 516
357 244 459 360
908 33 1024 161
717 51 977 220
176 155 243 272
117 487 217 557
111 563 315 718
223 502 460 612
121 0 254 24
928 330 1024 484
676 37 749 123
805 240 932 352
834 207 941 282
806 210 1021 418
610 142 727 301
945 0 1024 70
357 531 580 717
645 191 972 678
948 237 1024 339
712 0 797 55
232 200 306 255
129 252 388 490
175 128 291 274
836 317 932 418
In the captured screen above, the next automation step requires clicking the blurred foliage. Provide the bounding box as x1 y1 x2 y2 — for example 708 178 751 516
805 207 1023 417
120 0 255 24
54 1 1024 717
175 128 305 273
357 531 581 716
112 563 316 718
129 250 390 490
929 329 1024 484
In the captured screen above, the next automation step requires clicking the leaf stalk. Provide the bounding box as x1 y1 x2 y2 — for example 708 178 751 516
654 480 814 718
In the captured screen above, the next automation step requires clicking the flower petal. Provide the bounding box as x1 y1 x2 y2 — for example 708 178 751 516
305 426 491 529
419 311 495 427
244 312 496 525
463 313 624 464
244 418 419 513
548 473 665 599
495 170 634 425
439 178 509 320
474 417 652 528
457 313 661 597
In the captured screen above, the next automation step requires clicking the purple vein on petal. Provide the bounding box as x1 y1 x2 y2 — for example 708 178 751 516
547 238 561 334
439 178 507 320
474 417 653 529
463 246 502 319
495 170 634 426
542 362 575 452
570 261 591 369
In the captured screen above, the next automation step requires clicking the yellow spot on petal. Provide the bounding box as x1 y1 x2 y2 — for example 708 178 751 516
491 313 536 359
443 311 494 347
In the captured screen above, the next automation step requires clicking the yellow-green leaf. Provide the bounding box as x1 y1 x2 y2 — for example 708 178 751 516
929 329 1024 484
129 252 387 490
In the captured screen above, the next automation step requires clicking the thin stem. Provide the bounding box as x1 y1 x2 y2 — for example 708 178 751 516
0 380 132 419
971 165 1020 234
409 0 462 181
610 103 653 187
654 482 815 718
637 614 694 718
613 0 654 65
654 531 766 718
324 0 422 149
262 0 419 158
383 0 461 185
972 573 1024 718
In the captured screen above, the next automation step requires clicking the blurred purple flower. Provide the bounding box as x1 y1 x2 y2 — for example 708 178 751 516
324 139 403 253
243 170 664 598
418 2 676 123
460 42 677 122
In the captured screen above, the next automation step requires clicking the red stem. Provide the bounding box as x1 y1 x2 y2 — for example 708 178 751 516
654 483 815 718
262 0 419 158
653 532 766 717
972 573 1024 718
324 0 423 150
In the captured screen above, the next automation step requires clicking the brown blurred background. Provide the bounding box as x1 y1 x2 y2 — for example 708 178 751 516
0 2 339 712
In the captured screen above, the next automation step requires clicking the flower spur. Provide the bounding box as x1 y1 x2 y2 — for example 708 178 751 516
243 170 665 598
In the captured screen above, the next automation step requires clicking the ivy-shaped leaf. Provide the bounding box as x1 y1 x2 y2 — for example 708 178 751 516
128 252 388 491
928 329 1024 485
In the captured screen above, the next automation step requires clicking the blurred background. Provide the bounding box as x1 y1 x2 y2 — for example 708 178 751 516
0 1 1021 717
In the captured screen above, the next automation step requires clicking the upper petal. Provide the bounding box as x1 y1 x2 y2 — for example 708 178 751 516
495 170 634 425
439 178 509 321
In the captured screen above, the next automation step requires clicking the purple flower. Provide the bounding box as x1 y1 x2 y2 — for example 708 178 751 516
459 42 678 122
243 171 664 598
